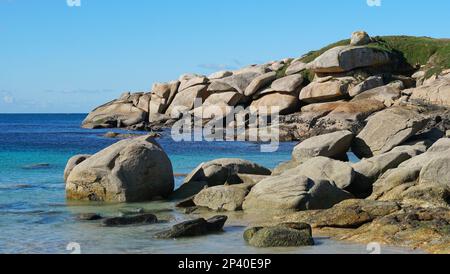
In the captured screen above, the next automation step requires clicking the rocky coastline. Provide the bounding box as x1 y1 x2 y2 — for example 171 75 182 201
66 31 450 254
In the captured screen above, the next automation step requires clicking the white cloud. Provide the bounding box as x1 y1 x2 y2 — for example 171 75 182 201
3 95 14 104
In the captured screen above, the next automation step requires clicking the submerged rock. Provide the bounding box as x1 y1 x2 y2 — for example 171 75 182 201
244 223 314 248
102 213 158 227
155 216 227 239
76 213 103 221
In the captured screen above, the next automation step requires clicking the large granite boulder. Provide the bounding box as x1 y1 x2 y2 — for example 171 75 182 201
250 92 300 115
178 76 208 92
284 157 355 189
299 77 356 103
65 136 174 202
171 159 271 200
183 158 271 186
271 74 304 93
165 85 210 116
369 138 450 206
285 61 308 76
211 71 265 95
149 81 180 120
193 183 253 211
310 45 392 74
203 91 244 106
82 102 147 129
351 82 403 106
352 107 429 158
242 175 353 211
292 130 354 163
349 150 416 198
64 154 91 182
350 31 371 46
244 71 277 97
408 77 450 107
348 75 385 97
419 156 450 186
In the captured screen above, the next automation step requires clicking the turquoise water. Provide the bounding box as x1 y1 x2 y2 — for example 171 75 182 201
0 114 418 254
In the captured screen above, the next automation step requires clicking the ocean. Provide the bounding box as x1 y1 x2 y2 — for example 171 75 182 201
0 114 419 254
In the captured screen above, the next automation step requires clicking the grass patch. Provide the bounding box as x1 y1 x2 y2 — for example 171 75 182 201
299 35 450 78
300 39 350 63
275 60 292 79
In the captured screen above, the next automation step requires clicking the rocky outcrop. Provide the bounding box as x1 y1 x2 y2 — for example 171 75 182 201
348 147 425 198
193 183 253 211
292 130 354 163
408 77 450 106
348 75 385 97
299 77 356 103
65 136 174 203
271 74 304 93
242 175 353 211
283 157 355 189
342 207 450 254
171 159 271 200
310 45 391 73
369 138 450 207
165 84 210 116
352 107 429 158
82 101 147 129
281 200 450 253
244 72 277 97
183 158 271 186
350 31 371 46
250 92 300 114
244 223 314 248
288 199 401 228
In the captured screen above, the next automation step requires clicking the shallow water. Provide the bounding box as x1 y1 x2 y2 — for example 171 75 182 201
0 114 420 254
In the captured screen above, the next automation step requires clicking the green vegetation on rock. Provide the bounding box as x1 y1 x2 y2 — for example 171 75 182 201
300 35 450 78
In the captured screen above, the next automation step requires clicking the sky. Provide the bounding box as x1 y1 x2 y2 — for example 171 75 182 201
1 0 450 113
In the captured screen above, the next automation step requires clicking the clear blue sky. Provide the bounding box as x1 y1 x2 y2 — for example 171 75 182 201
1 0 449 113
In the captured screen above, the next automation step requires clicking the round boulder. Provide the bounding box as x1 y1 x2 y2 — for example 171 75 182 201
66 136 174 202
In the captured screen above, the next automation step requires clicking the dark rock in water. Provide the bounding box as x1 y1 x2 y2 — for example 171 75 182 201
244 223 314 248
77 213 103 221
102 213 158 227
170 181 209 200
182 207 199 214
155 215 227 239
175 197 196 208
119 208 145 216
205 215 228 232
102 132 160 139
22 163 51 170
